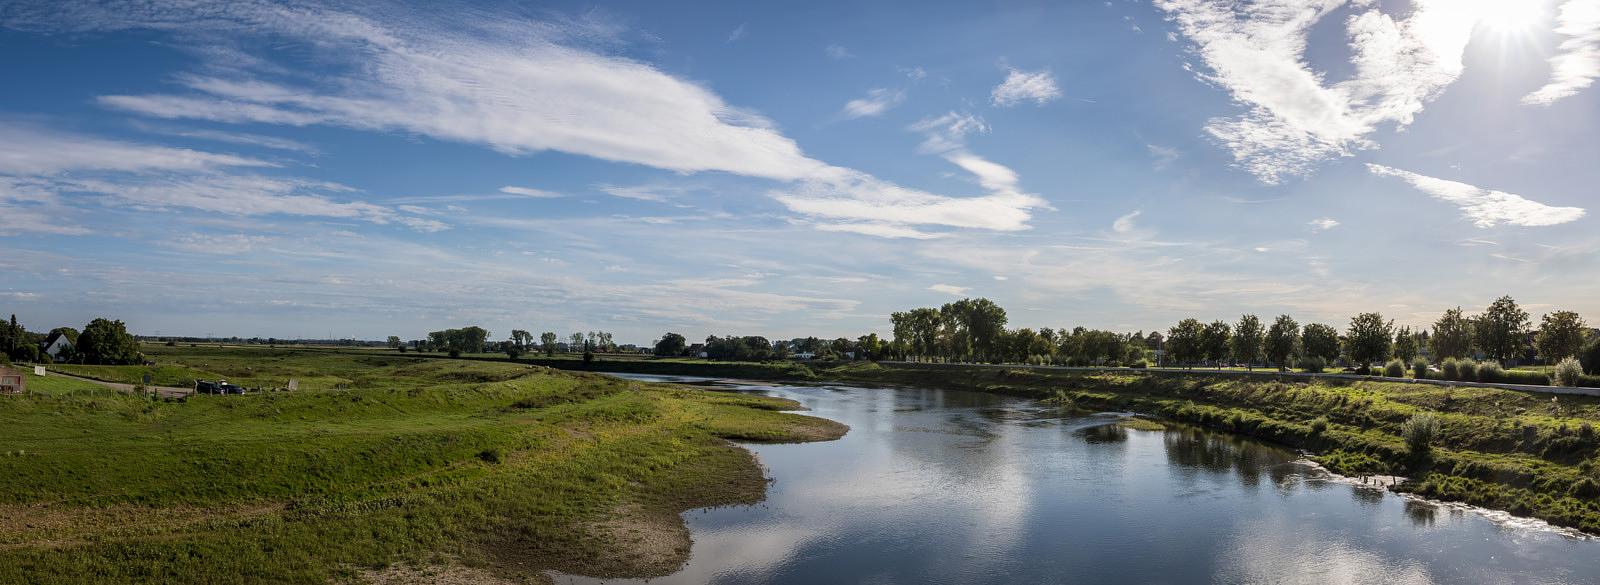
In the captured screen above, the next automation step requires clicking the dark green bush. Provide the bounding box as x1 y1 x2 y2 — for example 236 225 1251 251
1384 359 1405 378
1412 358 1429 379
476 448 502 464
1457 360 1479 382
1301 356 1325 373
1501 369 1550 386
1402 413 1441 456
1441 358 1459 381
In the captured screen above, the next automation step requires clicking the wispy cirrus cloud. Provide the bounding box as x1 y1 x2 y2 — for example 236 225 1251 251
0 122 442 231
1524 0 1600 106
1309 217 1340 232
1156 0 1483 184
499 185 563 198
1367 164 1586 227
16 0 1046 239
990 68 1061 106
841 88 905 119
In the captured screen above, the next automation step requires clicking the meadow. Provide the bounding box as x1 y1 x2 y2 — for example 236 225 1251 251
0 346 846 584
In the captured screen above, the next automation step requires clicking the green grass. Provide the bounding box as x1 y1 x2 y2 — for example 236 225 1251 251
811 362 1600 534
50 363 221 387
0 347 845 584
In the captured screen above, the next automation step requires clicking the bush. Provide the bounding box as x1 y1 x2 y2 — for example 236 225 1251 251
1582 336 1600 374
476 448 502 464
1402 413 1441 456
1383 359 1405 378
1457 360 1478 382
1501 369 1550 386
1441 358 1459 380
1553 357 1585 387
1309 417 1329 436
1300 356 1325 373
1412 358 1429 379
1477 361 1504 383
1128 360 1148 369
448 349 462 359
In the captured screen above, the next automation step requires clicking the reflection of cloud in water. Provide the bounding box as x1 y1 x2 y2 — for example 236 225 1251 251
1218 518 1435 585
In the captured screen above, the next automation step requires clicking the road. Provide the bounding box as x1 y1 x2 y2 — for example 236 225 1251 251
49 371 194 399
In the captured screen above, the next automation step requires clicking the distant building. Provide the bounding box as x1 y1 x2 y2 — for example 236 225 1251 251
792 352 816 360
41 331 73 361
0 367 23 394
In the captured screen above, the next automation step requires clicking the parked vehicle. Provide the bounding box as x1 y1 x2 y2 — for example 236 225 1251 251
195 380 219 394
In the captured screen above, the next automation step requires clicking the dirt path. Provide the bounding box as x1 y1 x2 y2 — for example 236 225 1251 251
49 371 193 398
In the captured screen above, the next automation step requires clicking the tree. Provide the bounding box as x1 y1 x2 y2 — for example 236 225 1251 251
1475 295 1530 365
504 337 523 359
654 332 687 357
1535 310 1587 362
1264 315 1300 370
1344 312 1395 370
387 336 401 349
1231 315 1264 370
77 318 141 365
1300 323 1340 363
1393 326 1419 362
1430 307 1473 361
1166 319 1204 368
540 332 558 356
510 330 532 351
1200 321 1232 368
569 333 584 352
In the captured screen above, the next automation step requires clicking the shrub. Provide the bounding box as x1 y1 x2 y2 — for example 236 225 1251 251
1402 413 1441 456
476 448 502 464
1457 360 1478 382
1383 359 1405 378
448 349 462 359
1309 417 1329 436
1412 358 1429 379
1501 369 1550 386
1553 357 1585 387
1300 356 1325 373
1582 336 1600 374
1441 358 1459 380
1128 360 1148 369
1477 361 1504 383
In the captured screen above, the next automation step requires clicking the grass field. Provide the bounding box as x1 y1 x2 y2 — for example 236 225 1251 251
0 346 846 584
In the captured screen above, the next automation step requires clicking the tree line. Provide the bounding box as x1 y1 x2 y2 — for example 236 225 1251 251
0 313 143 366
399 327 633 359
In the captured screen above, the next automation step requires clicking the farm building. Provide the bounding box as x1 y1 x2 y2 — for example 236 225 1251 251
0 367 23 394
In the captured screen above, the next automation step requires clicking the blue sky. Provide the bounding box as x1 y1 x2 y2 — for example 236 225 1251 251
1 0 1596 344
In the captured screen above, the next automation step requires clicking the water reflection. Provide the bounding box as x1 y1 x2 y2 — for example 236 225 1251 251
558 377 1600 585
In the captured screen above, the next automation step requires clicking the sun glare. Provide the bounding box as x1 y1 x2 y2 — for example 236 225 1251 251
1473 0 1549 36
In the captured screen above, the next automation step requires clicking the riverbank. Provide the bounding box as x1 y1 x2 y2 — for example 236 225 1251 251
0 349 845 584
809 361 1600 534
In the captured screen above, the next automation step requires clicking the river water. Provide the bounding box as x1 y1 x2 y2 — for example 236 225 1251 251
558 375 1600 584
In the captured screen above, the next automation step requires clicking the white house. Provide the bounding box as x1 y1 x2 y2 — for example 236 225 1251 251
41 331 73 360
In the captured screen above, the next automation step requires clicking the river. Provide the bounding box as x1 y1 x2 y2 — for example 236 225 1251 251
557 375 1600 584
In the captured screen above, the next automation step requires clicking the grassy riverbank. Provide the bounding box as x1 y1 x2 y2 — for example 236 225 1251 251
0 348 845 584
812 362 1600 534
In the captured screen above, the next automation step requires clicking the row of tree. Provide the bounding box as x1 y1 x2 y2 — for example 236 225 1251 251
0 314 142 365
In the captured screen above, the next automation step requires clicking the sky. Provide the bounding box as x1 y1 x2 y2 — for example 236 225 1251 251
1 0 1597 344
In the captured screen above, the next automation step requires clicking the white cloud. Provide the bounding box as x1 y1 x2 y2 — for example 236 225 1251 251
824 44 854 59
1309 217 1340 232
1147 144 1180 169
841 88 905 119
928 283 969 295
1156 0 1488 183
32 2 1044 239
813 222 943 239
499 185 563 198
133 123 319 155
1367 164 1586 227
726 22 746 43
1112 210 1142 233
0 122 274 175
990 68 1062 106
1523 0 1600 105
597 184 671 202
